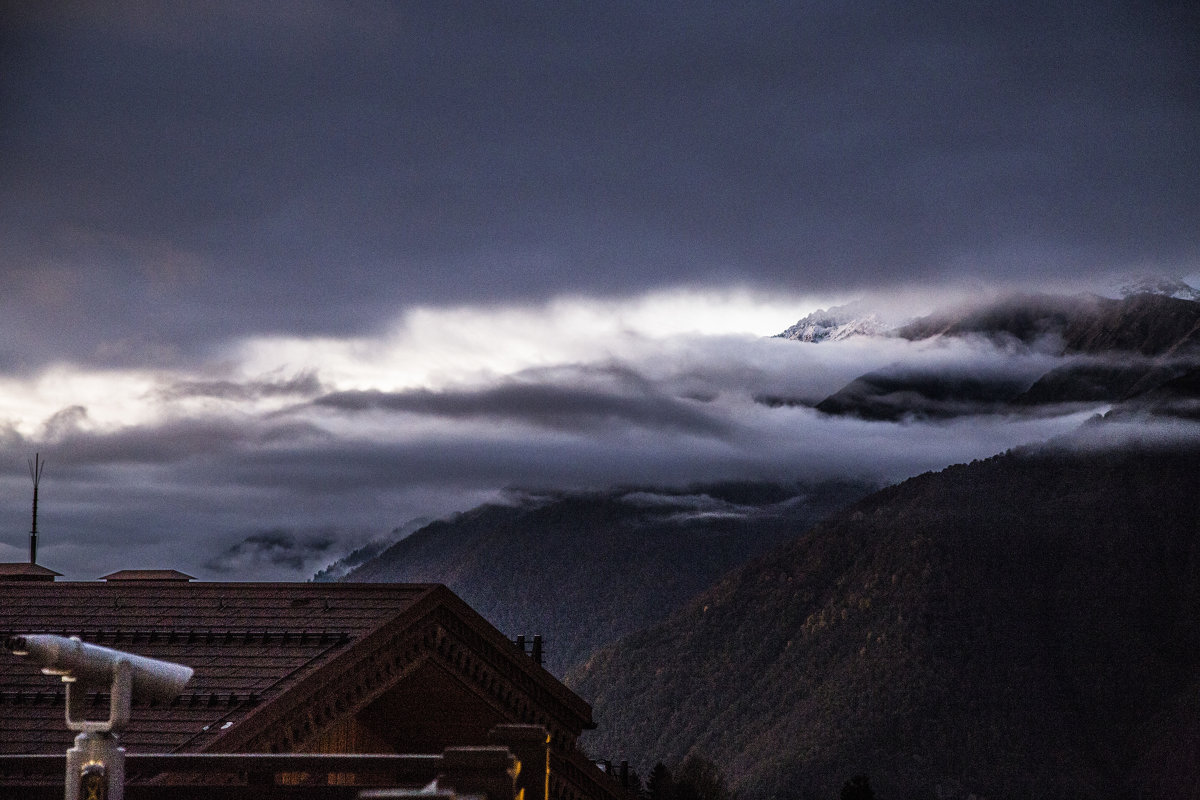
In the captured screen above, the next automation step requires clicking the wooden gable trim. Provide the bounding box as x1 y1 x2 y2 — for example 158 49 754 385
204 585 594 756
428 588 593 728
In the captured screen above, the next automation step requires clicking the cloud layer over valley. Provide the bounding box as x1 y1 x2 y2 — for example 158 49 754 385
1 3 1196 579
0 291 1142 580
2 3 1197 369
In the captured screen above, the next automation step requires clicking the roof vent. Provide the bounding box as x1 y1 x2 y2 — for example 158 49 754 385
0 563 60 582
100 569 195 582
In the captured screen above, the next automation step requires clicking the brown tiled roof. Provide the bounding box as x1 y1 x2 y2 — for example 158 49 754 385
0 563 61 581
0 581 596 760
0 581 619 800
100 569 196 581
0 582 436 754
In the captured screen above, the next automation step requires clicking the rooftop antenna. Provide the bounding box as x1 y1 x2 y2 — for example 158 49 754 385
29 453 44 565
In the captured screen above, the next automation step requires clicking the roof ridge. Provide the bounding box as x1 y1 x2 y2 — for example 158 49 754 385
0 628 355 645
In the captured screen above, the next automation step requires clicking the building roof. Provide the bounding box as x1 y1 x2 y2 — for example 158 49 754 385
0 563 61 582
0 581 595 758
100 569 195 581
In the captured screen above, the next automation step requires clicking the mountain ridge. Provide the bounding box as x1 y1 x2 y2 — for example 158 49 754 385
896 292 1200 356
341 481 874 675
806 293 1200 421
568 440 1200 800
776 302 890 343
773 277 1200 347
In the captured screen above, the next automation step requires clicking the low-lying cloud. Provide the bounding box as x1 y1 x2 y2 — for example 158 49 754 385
205 528 340 576
0 293 1193 582
159 371 325 402
311 379 730 437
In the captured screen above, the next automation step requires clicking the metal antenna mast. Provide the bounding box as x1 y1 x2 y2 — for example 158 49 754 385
28 453 44 565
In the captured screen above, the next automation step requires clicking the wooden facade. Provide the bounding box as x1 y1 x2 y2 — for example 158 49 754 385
0 574 624 800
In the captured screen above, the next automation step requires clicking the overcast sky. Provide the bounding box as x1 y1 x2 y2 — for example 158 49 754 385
1 2 1197 579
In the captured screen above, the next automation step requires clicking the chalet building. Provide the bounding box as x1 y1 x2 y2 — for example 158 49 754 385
0 565 624 800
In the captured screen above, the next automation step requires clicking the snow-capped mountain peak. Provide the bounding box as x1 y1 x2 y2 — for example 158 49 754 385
1110 274 1200 301
775 303 889 342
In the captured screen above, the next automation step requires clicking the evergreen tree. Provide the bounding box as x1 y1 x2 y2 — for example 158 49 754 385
674 756 731 800
840 774 875 800
646 762 675 800
625 770 644 796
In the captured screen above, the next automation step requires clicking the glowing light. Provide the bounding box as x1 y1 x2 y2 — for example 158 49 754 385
0 288 823 437
233 288 823 393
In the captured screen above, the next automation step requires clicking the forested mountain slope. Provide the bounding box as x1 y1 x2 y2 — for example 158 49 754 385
813 293 1200 420
896 292 1200 355
343 481 872 675
569 443 1200 800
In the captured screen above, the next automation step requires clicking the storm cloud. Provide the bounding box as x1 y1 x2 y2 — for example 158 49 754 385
0 2 1196 579
310 375 730 436
159 372 325 402
1 2 1197 367
0 314 1154 581
205 528 340 575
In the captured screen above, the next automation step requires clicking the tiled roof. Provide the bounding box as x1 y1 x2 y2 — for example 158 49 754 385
100 569 196 581
0 563 61 581
0 582 435 755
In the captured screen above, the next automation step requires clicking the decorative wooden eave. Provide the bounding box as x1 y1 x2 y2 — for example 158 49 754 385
202 584 596 756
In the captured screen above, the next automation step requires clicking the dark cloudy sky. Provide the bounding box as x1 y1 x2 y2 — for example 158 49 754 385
1 2 1197 579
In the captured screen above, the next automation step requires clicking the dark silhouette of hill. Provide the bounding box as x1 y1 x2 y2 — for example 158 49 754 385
1113 364 1200 420
568 443 1200 800
897 291 1105 347
1013 362 1159 406
814 370 1031 420
812 294 1200 420
897 292 1200 355
342 481 874 675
